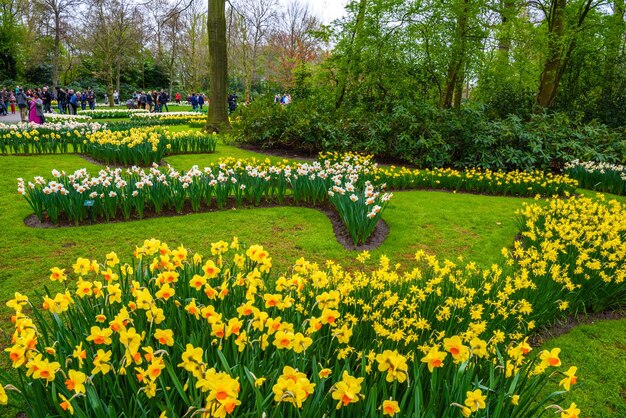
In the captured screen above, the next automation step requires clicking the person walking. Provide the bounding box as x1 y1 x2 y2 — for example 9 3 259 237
55 87 65 114
80 91 87 110
190 93 198 112
9 92 16 114
175 92 181 104
86 88 96 110
198 94 205 111
42 86 53 113
146 91 154 112
69 90 79 115
16 88 29 122
160 90 169 112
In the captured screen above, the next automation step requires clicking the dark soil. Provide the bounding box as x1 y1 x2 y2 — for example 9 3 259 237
23 196 389 251
528 309 626 347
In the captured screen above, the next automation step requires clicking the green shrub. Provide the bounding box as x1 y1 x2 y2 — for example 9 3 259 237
234 96 625 171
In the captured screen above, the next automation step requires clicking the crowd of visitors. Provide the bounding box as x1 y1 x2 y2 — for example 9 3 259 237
1 87 48 124
55 87 98 114
1 83 285 124
127 90 171 112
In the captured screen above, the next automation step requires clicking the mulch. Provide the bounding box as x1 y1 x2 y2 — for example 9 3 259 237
528 309 626 347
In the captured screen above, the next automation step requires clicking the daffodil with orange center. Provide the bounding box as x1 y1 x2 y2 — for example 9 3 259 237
421 347 447 372
559 366 578 391
155 283 175 301
381 399 400 416
561 402 580 418
154 328 174 346
331 370 364 409
540 348 561 367
86 326 113 345
65 369 87 394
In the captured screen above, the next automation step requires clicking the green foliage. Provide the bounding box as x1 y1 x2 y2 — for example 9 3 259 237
234 96 625 170
233 96 349 154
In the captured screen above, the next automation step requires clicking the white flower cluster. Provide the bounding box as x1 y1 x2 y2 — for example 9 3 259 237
1 121 106 133
20 155 392 209
565 159 626 180
78 109 149 116
129 112 202 119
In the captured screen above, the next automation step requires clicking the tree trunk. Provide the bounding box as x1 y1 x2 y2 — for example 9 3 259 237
603 0 625 95
453 61 465 110
169 27 177 98
536 0 567 108
440 0 469 109
53 10 61 89
116 59 121 96
206 0 231 132
496 0 516 62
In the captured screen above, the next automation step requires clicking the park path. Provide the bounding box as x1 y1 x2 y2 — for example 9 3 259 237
0 112 22 124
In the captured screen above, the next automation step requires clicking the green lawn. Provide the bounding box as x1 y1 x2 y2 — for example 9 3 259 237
540 318 626 418
0 144 624 416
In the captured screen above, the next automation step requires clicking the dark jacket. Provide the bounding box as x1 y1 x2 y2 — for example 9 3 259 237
43 91 53 105
16 92 28 108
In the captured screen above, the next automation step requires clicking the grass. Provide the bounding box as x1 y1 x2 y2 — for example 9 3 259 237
540 318 626 417
0 142 624 416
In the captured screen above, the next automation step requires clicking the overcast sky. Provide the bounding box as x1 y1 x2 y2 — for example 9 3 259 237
278 0 350 23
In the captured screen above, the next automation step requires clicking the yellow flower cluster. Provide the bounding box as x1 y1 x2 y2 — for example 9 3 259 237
4 194 623 415
85 127 163 150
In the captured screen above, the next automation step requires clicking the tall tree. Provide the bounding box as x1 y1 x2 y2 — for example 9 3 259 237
266 0 321 88
603 0 625 94
230 0 278 102
87 0 138 106
181 1 208 92
334 0 368 109
206 0 231 132
535 0 598 108
440 0 470 109
35 0 80 88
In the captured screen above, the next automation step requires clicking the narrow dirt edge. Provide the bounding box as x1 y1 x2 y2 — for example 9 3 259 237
528 309 626 347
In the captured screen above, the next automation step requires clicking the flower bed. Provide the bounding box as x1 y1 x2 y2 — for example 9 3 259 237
78 127 218 166
564 160 626 195
18 154 578 245
1 124 217 164
79 109 149 119
130 112 207 127
0 122 106 154
2 193 623 416
45 114 93 123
